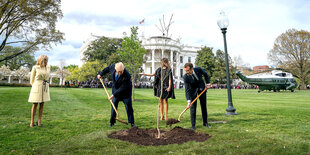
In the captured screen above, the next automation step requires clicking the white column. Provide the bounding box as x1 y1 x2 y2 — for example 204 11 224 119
142 63 145 73
63 78 66 85
152 49 155 74
8 75 11 83
59 78 62 85
50 77 53 84
19 78 21 83
161 49 164 59
170 50 173 74
176 51 180 89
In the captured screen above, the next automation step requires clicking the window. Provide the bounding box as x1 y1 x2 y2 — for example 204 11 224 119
188 57 191 62
180 69 183 77
180 56 183 63
150 67 152 74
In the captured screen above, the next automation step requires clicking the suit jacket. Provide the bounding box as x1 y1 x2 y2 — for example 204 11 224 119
183 67 210 101
99 64 132 99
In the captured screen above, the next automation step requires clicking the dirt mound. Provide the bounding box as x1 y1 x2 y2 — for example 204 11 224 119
166 118 180 126
108 126 211 146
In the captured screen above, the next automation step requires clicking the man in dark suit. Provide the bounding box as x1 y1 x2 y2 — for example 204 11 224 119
97 62 135 127
183 62 211 130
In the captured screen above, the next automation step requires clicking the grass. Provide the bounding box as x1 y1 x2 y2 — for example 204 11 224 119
0 87 309 154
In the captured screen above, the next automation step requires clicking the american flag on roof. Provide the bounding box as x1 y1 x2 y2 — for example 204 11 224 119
139 19 145 24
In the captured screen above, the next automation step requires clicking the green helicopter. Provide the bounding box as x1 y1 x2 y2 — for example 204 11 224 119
236 70 297 93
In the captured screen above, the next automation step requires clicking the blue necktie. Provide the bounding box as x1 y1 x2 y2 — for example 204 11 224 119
115 74 119 81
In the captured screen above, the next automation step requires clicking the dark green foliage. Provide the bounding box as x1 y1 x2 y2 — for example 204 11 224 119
0 46 36 70
83 36 123 63
195 46 215 78
213 49 226 83
195 46 235 84
0 0 64 62
118 26 146 80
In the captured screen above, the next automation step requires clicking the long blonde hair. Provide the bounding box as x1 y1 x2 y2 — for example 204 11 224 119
36 55 48 68
161 58 171 69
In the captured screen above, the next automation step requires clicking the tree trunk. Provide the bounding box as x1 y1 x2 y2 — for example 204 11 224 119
132 74 135 101
301 78 306 90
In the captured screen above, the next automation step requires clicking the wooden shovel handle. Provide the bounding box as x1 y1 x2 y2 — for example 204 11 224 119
178 87 208 121
99 78 119 117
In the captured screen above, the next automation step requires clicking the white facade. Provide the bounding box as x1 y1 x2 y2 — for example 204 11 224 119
141 36 200 88
79 34 100 67
79 35 200 88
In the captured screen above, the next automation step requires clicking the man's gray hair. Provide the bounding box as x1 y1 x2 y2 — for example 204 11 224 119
115 62 125 71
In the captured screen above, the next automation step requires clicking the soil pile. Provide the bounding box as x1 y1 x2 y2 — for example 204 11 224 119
166 118 180 126
108 126 211 146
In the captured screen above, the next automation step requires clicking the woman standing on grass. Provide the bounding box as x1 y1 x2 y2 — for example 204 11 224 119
28 55 50 127
139 58 175 120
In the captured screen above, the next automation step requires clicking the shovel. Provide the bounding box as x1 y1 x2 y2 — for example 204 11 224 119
99 78 128 125
166 87 208 126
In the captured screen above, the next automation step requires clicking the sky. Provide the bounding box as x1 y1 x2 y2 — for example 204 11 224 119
35 0 310 68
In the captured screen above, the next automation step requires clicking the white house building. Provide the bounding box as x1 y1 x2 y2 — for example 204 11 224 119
79 34 101 67
141 36 200 88
79 35 200 88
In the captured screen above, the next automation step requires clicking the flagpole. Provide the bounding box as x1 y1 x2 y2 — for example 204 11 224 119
139 18 145 38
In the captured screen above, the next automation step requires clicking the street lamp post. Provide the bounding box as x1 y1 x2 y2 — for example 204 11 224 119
217 11 237 115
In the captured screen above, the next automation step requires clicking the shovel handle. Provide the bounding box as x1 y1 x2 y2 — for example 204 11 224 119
99 78 119 117
178 87 208 121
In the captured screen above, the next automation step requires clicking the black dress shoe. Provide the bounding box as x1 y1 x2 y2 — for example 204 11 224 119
131 124 136 127
109 124 114 127
203 123 210 128
191 126 196 130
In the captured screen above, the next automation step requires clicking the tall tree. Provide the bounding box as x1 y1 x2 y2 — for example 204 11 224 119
0 0 64 62
268 29 310 89
118 26 146 100
0 46 36 70
83 36 122 62
64 64 79 83
66 67 80 82
195 46 215 81
213 49 226 83
79 60 106 82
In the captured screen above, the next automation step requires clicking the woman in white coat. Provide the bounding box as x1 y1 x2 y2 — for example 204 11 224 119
28 55 50 127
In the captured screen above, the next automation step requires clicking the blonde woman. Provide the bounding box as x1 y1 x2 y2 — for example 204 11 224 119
140 58 175 120
28 55 50 127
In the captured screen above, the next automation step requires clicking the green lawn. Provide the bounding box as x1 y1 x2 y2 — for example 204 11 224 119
0 87 309 154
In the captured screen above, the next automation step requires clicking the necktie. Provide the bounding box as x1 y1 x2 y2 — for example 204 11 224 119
115 74 119 81
193 72 199 81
